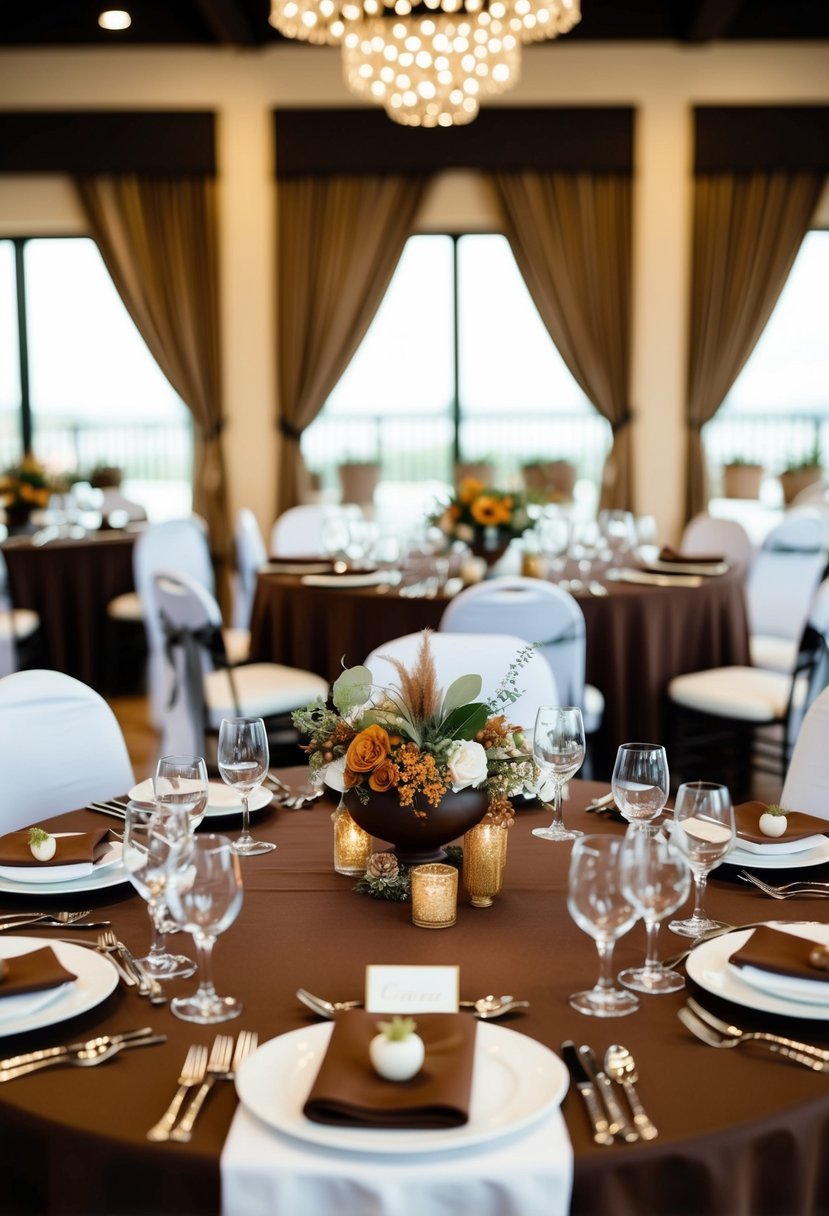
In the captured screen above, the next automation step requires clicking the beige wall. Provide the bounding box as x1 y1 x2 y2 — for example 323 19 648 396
0 43 828 543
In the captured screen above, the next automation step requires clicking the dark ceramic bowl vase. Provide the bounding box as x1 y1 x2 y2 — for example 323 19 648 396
344 786 489 866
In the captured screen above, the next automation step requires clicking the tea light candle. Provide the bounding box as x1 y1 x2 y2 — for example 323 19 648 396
333 804 372 876
463 822 508 908
411 863 458 929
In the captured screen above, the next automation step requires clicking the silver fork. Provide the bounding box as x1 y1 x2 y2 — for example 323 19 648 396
0 910 94 932
98 928 166 1003
686 997 829 1063
737 871 829 899
171 1031 258 1142
678 1005 829 1071
96 930 138 987
146 1043 209 1141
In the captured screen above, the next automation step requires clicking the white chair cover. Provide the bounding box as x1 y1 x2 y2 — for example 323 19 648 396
746 509 827 644
0 550 39 677
270 505 353 558
233 508 267 630
0 670 134 832
781 686 829 820
364 631 559 735
680 514 755 571
439 577 603 734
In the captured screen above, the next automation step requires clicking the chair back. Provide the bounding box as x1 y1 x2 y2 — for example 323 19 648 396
233 508 267 630
0 670 134 831
270 504 354 558
364 631 558 734
781 685 829 820
782 576 829 754
746 511 827 642
440 577 586 713
680 514 755 571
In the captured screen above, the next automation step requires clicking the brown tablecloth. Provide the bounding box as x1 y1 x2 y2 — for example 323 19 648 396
1 530 137 690
0 776 828 1216
249 570 751 775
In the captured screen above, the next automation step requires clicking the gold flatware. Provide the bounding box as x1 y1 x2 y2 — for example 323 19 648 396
146 1043 209 1142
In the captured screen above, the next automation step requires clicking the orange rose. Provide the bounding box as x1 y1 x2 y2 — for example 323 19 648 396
369 759 398 793
458 477 485 505
344 767 362 788
345 725 391 773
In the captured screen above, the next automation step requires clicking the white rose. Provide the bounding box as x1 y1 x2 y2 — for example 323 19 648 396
446 740 488 792
317 754 347 793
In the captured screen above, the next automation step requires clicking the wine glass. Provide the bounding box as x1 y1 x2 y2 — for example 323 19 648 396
618 825 691 994
567 835 640 1017
611 743 670 830
154 754 208 831
122 801 196 980
217 716 275 856
668 781 735 938
165 833 244 1024
531 706 585 842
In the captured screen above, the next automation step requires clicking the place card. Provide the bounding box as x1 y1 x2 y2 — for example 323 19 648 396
365 965 459 1014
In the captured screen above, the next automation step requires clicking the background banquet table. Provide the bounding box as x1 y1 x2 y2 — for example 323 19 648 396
1 530 137 691
249 569 751 774
1 776 828 1216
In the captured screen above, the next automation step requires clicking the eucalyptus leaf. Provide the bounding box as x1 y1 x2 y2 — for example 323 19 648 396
441 674 482 717
441 702 489 740
332 664 373 713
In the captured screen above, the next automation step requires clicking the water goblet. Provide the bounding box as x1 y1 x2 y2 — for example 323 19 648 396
217 716 276 856
618 825 691 994
531 706 585 842
122 801 196 980
154 754 208 831
611 743 670 830
166 833 244 1024
567 835 640 1017
668 781 735 938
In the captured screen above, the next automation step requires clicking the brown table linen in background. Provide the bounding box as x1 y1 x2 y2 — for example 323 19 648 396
0 775 828 1216
0 828 111 868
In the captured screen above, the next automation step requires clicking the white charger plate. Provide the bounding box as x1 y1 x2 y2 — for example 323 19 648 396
302 571 390 589
128 780 273 820
235 1021 568 1156
0 844 127 896
0 936 118 1037
685 921 829 1021
724 837 829 870
0 837 123 886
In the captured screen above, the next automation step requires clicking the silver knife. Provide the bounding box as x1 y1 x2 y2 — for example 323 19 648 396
561 1040 614 1146
578 1044 639 1142
0 1027 155 1071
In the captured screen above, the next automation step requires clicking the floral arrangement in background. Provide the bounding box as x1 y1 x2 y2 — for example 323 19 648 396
0 454 53 513
292 630 539 821
430 477 534 548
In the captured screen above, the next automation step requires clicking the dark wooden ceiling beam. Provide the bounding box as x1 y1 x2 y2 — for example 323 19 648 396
192 0 259 45
684 0 747 42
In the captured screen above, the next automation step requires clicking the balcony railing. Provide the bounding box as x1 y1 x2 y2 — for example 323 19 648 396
703 411 828 492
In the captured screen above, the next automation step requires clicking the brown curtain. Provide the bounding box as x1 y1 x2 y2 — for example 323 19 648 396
75 173 232 594
685 170 824 519
491 171 634 510
276 174 427 512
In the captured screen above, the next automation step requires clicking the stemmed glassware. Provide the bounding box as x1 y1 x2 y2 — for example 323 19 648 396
217 717 275 856
611 743 670 830
668 781 735 938
165 833 244 1024
531 706 585 842
618 825 691 994
567 835 640 1017
154 754 208 831
122 801 196 980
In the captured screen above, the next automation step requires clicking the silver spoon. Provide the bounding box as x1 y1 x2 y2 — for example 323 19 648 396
296 988 528 1020
603 1045 658 1140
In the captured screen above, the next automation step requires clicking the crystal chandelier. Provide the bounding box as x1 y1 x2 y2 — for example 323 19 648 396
269 0 581 128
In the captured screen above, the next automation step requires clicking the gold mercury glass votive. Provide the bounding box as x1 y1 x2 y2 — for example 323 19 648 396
411 863 458 929
333 804 372 876
463 821 508 907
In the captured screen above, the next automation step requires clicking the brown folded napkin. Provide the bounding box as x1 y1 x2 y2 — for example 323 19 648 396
729 926 829 985
0 947 78 1000
657 546 726 565
734 801 828 846
0 828 111 868
303 1010 477 1129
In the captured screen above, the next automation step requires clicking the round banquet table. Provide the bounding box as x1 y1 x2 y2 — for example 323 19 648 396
1 775 828 1216
1 529 137 691
248 568 751 775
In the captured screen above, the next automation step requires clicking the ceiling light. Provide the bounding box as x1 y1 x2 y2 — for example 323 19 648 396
98 10 132 31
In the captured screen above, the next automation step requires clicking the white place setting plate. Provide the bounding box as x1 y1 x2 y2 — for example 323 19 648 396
724 837 829 870
128 779 273 820
0 935 118 1037
0 842 127 896
301 571 391 589
235 1021 568 1155
685 921 829 1021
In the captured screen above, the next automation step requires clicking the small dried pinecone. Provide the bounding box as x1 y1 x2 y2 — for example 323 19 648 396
366 852 399 880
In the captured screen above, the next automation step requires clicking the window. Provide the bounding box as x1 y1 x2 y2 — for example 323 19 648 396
1 236 193 518
301 233 610 516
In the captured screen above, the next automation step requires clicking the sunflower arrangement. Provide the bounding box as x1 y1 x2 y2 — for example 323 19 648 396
0 454 52 513
430 477 533 548
292 631 540 822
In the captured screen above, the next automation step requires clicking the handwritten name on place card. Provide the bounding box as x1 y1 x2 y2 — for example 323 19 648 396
365 965 460 1014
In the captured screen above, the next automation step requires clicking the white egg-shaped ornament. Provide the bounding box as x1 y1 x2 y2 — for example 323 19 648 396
28 828 56 862
369 1016 425 1082
759 807 788 838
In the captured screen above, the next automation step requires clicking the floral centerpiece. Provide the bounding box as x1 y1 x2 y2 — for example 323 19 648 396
292 631 540 865
0 454 54 529
430 477 534 565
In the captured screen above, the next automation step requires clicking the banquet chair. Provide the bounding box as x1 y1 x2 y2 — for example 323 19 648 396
746 508 828 674
233 508 267 630
0 669 134 832
153 570 328 762
667 575 829 798
364 631 559 736
439 577 604 737
0 550 41 678
679 514 755 572
780 686 829 820
270 504 357 558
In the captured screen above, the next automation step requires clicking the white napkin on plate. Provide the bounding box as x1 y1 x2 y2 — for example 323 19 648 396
221 1103 573 1216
